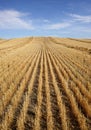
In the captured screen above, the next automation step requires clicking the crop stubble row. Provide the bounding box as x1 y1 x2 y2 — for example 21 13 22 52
0 37 91 130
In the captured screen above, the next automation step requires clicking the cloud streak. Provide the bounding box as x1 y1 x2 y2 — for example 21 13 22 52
69 13 91 23
44 22 71 30
0 9 71 30
0 10 34 29
0 9 90 36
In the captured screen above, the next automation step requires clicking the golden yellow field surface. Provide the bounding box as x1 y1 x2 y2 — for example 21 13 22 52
0 37 91 130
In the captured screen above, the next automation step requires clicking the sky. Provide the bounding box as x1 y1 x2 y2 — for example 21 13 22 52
0 0 91 38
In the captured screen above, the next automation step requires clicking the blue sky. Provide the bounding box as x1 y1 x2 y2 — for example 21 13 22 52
0 0 91 38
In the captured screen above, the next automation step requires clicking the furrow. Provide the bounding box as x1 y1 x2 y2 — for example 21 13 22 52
34 51 43 130
0 50 40 130
17 50 41 130
0 52 36 118
44 48 54 130
48 48 89 130
46 48 69 130
48 45 91 103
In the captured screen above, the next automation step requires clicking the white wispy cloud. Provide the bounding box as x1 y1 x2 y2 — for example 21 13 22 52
42 19 50 23
69 13 91 23
0 10 34 29
0 10 70 30
0 9 90 33
44 22 71 30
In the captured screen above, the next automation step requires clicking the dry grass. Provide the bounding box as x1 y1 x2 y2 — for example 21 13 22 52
0 37 91 130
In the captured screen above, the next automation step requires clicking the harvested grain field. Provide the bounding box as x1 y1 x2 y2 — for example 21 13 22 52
0 37 91 130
